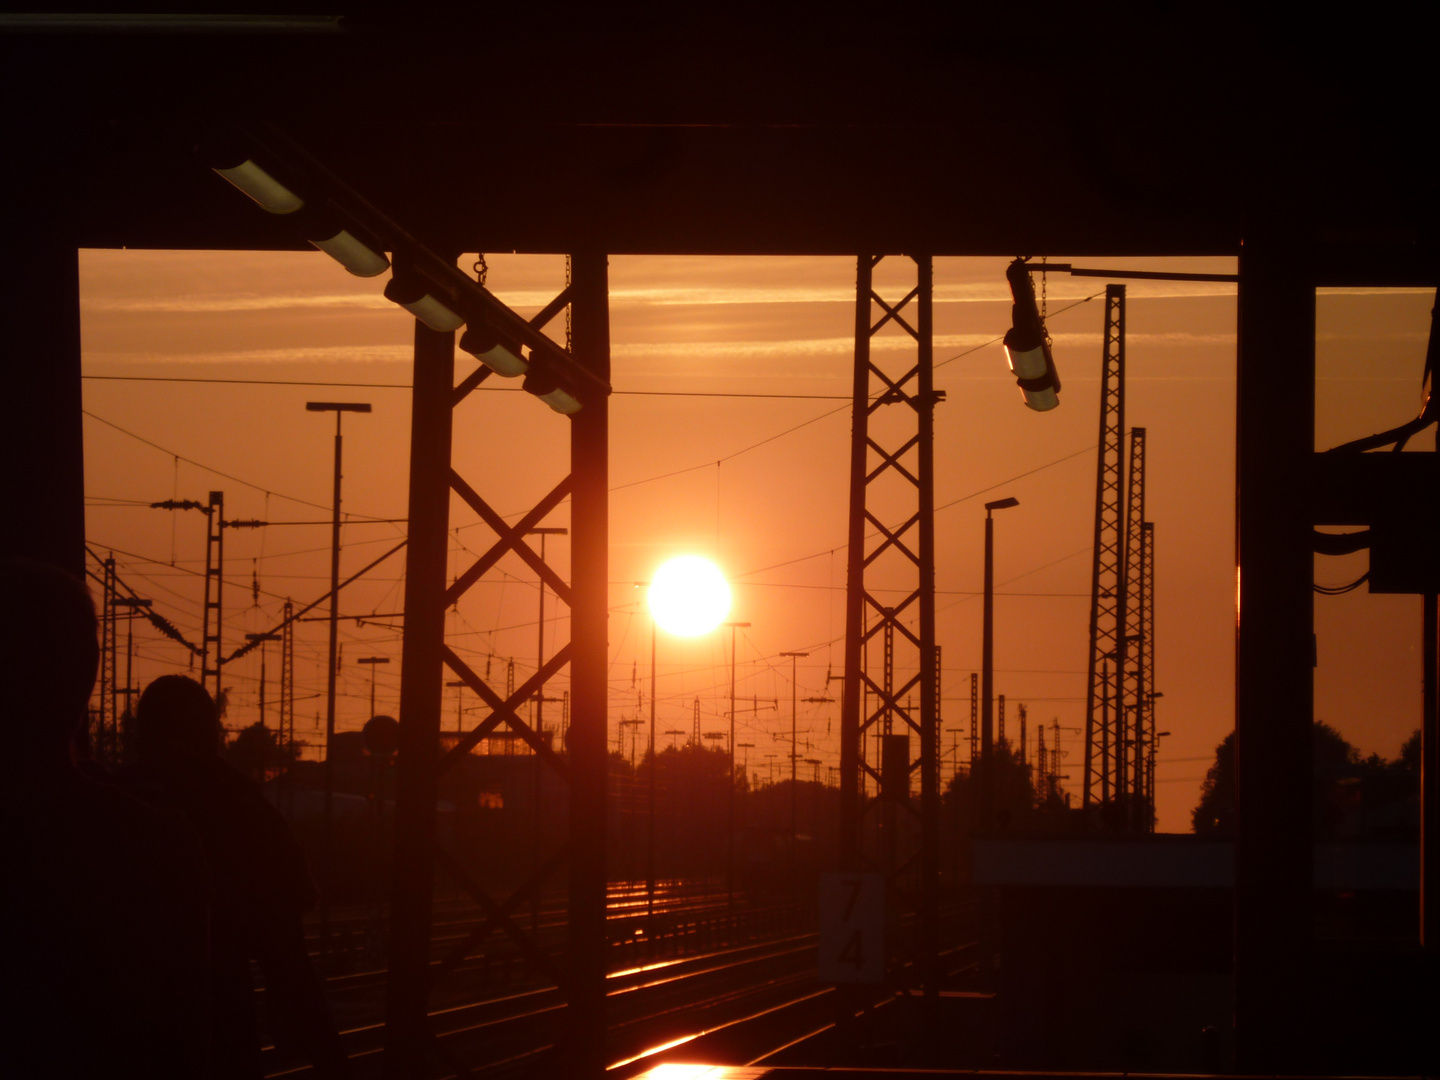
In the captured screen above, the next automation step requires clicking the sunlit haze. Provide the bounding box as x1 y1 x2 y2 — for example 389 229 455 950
78 250 1435 829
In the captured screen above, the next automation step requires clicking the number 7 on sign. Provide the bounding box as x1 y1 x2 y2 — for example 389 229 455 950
818 872 884 984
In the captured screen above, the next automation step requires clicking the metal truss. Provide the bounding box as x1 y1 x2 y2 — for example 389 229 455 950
1082 285 1126 819
839 254 940 994
280 599 296 753
201 490 225 704
1121 427 1148 829
385 256 610 1078
99 553 117 763
1139 521 1156 831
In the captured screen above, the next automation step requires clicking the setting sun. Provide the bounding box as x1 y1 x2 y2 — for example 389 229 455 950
647 556 731 637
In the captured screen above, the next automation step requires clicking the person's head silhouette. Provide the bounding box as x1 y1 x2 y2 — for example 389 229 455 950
135 674 222 766
0 559 100 761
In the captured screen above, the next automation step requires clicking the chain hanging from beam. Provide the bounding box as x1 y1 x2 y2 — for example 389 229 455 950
385 255 610 1078
839 254 942 995
1122 427 1148 831
1082 285 1127 823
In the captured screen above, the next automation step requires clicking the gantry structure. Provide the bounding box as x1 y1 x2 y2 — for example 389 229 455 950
2 13 1434 1077
840 255 941 994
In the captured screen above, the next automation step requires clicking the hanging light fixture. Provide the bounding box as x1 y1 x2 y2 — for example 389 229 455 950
522 362 582 415
383 270 466 332
459 324 528 377
296 206 389 277
1002 258 1061 412
204 140 305 215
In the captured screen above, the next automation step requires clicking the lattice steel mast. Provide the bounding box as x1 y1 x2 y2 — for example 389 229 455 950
1120 427 1147 830
1082 285 1127 822
1139 521 1157 830
839 254 942 996
200 490 224 705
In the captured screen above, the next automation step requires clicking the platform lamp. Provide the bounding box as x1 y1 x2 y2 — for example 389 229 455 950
306 398 371 965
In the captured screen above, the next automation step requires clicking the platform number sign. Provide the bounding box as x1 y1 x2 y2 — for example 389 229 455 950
818 872 884 984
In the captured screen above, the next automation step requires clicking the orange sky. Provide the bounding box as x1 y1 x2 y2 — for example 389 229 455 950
78 250 1435 831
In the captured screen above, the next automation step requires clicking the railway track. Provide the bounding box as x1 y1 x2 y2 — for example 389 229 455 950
264 901 976 1079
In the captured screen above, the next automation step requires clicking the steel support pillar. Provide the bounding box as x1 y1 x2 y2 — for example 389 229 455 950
384 254 610 1079
1233 222 1314 1071
384 320 455 1076
0 227 84 578
566 251 610 1078
839 254 940 994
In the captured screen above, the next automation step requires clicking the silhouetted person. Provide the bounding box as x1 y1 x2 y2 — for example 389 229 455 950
0 559 209 1077
121 675 349 1079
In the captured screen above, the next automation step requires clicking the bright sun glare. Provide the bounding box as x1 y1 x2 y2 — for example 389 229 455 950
647 556 731 637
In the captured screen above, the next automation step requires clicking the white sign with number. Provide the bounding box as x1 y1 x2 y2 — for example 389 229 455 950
818 872 884 984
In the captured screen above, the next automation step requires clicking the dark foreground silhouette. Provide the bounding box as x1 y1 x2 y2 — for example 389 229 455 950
122 674 349 1079
1 559 209 1077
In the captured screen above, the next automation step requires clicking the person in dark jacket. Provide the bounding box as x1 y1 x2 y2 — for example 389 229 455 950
1 559 209 1078
122 674 349 1079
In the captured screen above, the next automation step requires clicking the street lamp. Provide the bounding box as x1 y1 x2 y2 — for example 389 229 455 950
981 497 1019 831
306 399 370 964
780 651 810 852
245 631 283 736
357 656 389 718
724 621 751 912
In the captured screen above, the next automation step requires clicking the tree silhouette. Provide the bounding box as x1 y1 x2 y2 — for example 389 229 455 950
225 721 296 782
1191 721 1419 839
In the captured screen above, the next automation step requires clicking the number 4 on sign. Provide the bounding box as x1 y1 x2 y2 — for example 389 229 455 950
818 872 884 984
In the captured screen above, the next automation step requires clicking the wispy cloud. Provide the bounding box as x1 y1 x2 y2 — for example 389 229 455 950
83 293 395 314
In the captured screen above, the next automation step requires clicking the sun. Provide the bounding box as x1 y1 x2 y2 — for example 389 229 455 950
648 556 731 637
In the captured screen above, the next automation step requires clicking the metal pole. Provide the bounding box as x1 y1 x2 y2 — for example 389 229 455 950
839 255 872 872
566 251 610 1079
1424 592 1439 960
781 651 808 852
325 410 342 834
916 255 939 1002
648 617 656 922
382 326 452 1068
382 323 453 1078
1233 213 1314 1072
725 620 748 911
982 513 994 831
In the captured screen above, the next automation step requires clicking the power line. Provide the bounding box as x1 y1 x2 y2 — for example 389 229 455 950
82 409 403 521
83 374 852 400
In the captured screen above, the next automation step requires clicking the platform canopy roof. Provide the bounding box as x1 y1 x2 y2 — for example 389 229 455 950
1 10 1433 270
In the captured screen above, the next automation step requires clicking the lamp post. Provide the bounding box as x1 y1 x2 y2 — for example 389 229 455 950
982 497 1019 832
245 631 283 762
305 399 371 965
780 651 809 852
724 621 751 911
358 656 389 718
